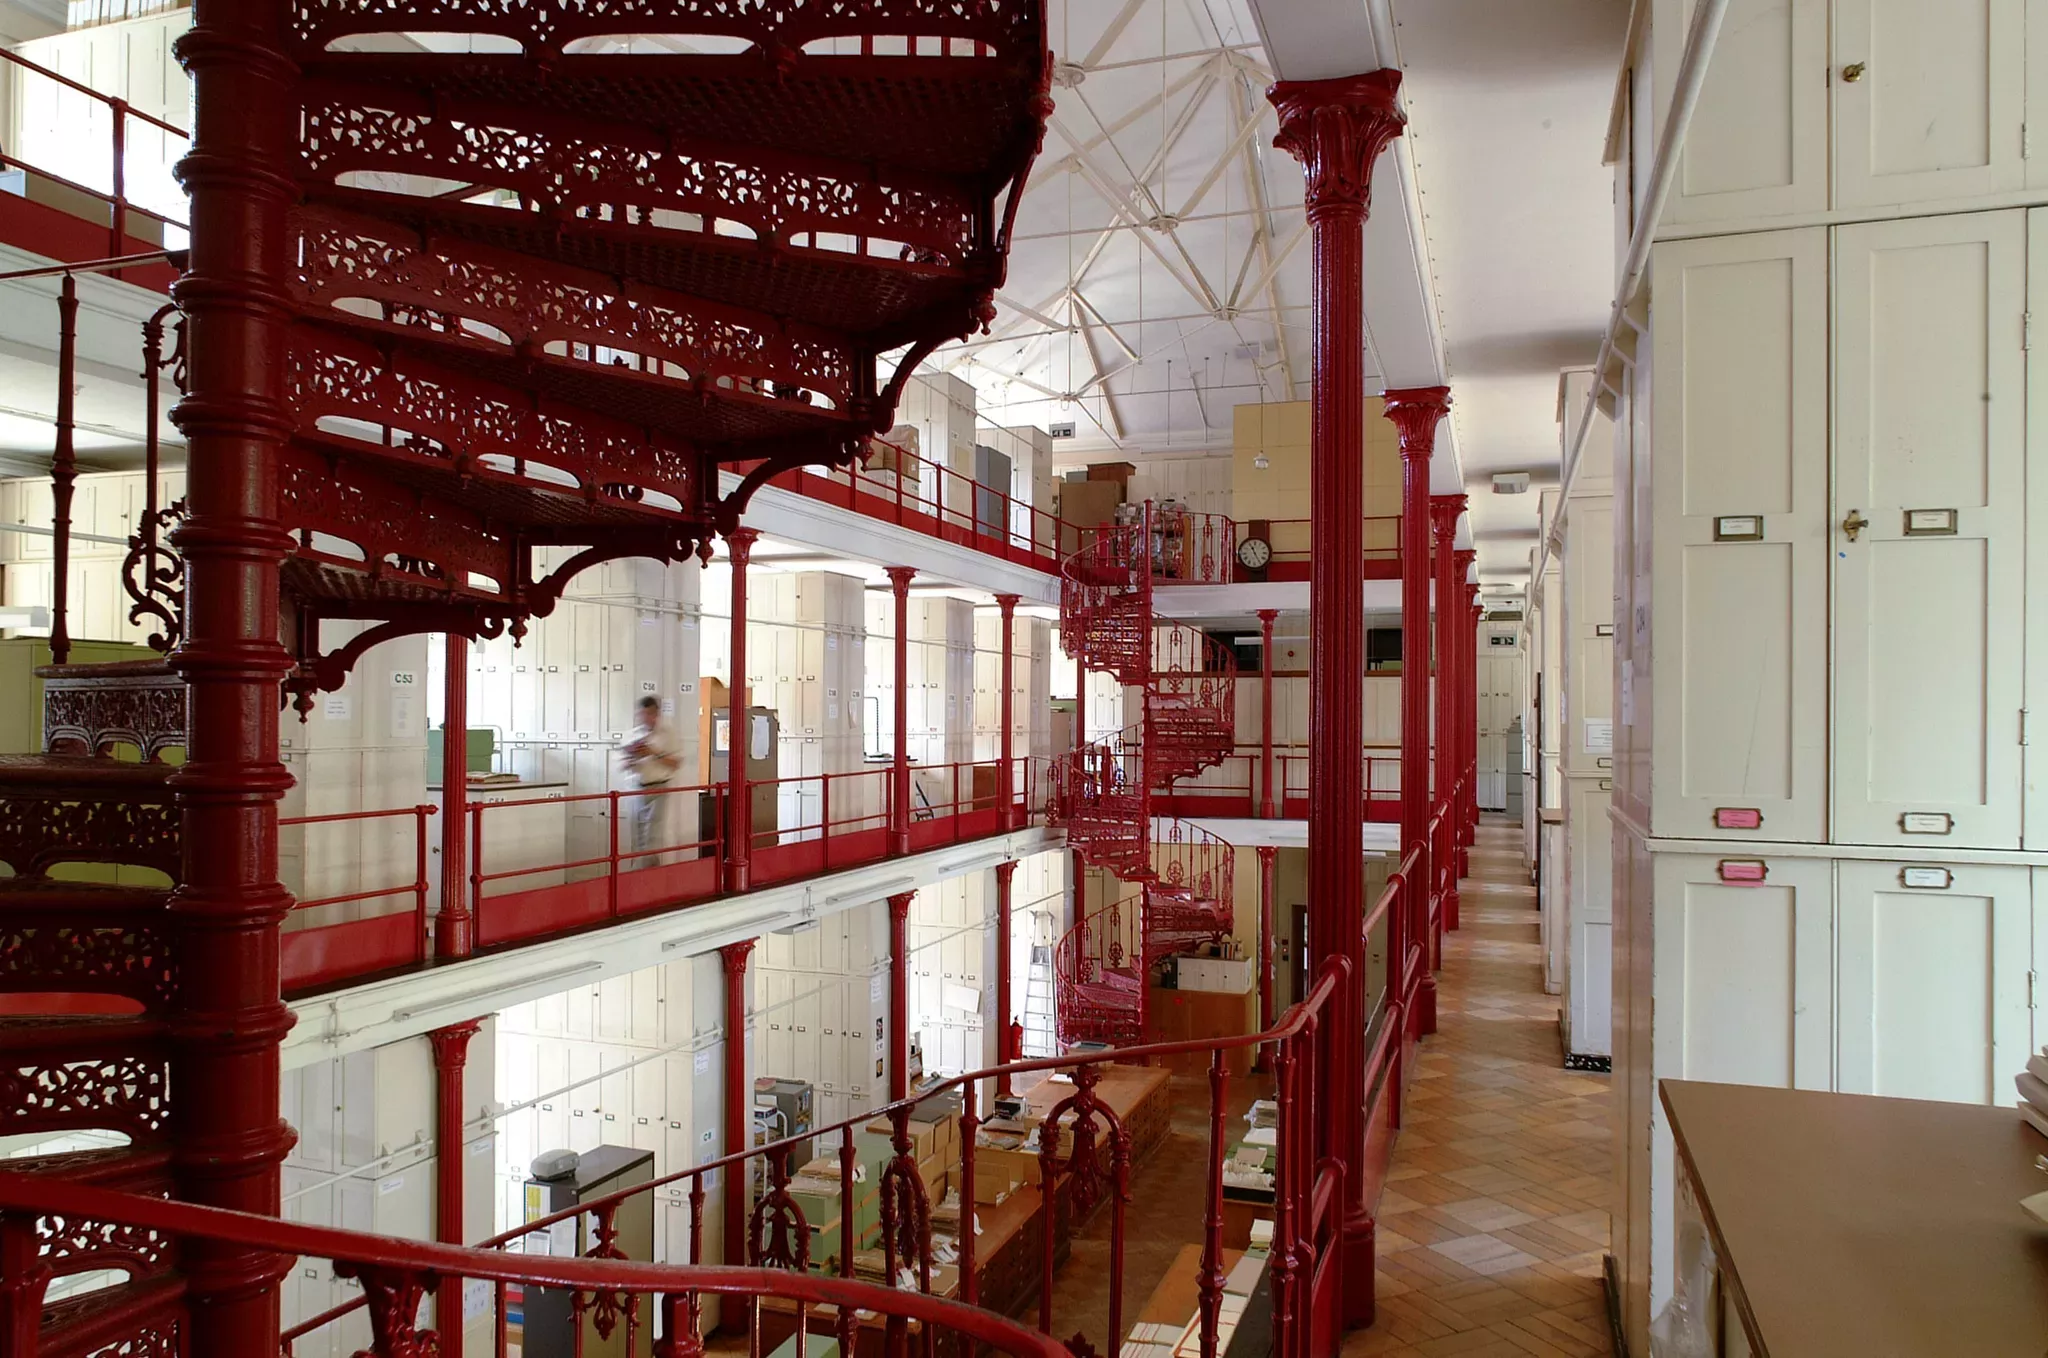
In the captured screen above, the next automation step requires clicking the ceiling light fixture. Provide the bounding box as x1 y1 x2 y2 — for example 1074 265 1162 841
1253 452 1270 471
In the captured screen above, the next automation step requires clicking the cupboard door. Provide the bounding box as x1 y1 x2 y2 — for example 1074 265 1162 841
1837 860 2031 1103
1656 0 1829 224
1650 854 1834 1090
2026 210 2048 849
1833 212 2026 850
1649 229 1830 841
1834 0 2025 207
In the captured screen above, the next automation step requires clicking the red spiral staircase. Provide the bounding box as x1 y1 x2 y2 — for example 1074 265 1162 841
1051 506 1238 1047
0 6 1048 1355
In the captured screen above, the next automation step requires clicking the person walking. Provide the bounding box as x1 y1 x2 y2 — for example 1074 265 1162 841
620 694 681 866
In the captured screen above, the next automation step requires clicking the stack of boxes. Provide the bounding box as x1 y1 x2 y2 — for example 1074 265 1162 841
770 1090 966 1288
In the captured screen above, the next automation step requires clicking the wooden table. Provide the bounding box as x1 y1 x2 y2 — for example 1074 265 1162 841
1027 1063 1172 1163
757 1183 1048 1358
1662 1079 2048 1357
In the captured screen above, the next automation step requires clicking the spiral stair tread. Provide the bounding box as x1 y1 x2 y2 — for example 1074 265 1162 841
1052 511 1238 1052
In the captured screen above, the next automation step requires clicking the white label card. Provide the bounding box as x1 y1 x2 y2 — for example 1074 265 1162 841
1583 719 1613 753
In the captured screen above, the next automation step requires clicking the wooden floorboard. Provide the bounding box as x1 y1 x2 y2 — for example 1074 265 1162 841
1349 817 1613 1358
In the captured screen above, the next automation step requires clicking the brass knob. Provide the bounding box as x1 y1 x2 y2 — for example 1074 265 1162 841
1842 510 1869 541
1842 62 1866 82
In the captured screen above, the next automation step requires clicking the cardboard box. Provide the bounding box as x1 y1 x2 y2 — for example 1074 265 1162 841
867 1112 954 1162
971 1164 1018 1205
973 1143 1043 1188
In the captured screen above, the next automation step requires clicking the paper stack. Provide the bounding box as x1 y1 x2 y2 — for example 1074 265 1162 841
2017 1050 2048 1139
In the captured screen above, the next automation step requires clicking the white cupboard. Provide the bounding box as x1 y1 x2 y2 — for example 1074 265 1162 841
1832 211 2027 849
1648 227 1830 841
1654 0 2035 229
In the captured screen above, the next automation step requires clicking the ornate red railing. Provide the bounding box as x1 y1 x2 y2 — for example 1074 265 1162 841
1053 892 1145 1045
263 961 1351 1358
1052 503 1241 1049
0 1172 1071 1358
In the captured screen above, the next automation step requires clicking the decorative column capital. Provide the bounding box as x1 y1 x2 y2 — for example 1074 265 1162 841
724 526 759 566
1257 844 1278 866
886 566 916 599
1268 70 1406 222
994 592 1019 619
1454 548 1476 572
888 890 914 922
719 938 755 975
1382 386 1452 463
1256 608 1278 625
994 859 1018 885
1429 494 1466 547
428 1019 484 1072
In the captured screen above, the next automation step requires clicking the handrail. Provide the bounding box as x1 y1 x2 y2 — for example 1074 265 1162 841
0 47 187 138
492 959 1348 1252
0 1175 1070 1358
272 958 1348 1355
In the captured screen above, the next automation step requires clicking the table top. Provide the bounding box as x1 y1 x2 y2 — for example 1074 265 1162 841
1661 1080 2048 1357
1026 1063 1170 1123
961 1179 1041 1260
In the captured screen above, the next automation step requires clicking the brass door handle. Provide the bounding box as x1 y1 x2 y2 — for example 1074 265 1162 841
1842 510 1869 541
1842 62 1866 82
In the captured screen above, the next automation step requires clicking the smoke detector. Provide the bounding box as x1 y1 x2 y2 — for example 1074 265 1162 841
1491 472 1531 495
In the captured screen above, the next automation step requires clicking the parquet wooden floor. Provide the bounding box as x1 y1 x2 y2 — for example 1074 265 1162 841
1346 818 1614 1358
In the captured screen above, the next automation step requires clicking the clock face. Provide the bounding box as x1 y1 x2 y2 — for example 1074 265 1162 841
1237 536 1272 570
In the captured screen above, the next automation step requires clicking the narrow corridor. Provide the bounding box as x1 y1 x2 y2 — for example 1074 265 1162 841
1351 818 1614 1357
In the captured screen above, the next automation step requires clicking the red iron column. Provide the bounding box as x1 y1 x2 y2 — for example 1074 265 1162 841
437 632 472 958
720 939 755 1272
1271 71 1405 1329
1430 496 1465 941
994 860 1018 1096
888 891 914 1099
429 1019 483 1336
889 567 916 856
47 273 77 666
1459 563 1480 864
1385 388 1451 1043
1257 608 1278 818
1466 577 1482 864
997 593 1019 830
1255 844 1277 1069
166 7 301 1353
724 528 758 893
1072 640 1088 923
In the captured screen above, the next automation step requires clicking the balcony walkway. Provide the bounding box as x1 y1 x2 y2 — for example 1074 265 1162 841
1354 819 1614 1358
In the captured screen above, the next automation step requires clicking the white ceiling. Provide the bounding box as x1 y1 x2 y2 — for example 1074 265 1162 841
0 0 1627 592
937 0 1628 591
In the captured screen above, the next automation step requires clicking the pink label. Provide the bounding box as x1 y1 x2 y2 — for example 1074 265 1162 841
1718 860 1768 884
1714 807 1764 830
